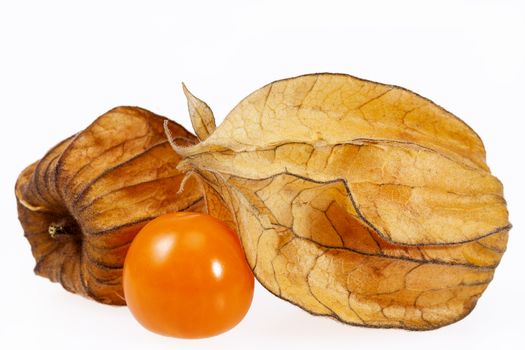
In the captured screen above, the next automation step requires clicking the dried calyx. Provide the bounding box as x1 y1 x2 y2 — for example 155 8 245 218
172 73 510 330
15 107 205 304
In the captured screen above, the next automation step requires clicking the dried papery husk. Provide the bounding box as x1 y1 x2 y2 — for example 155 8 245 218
15 107 206 305
176 74 510 330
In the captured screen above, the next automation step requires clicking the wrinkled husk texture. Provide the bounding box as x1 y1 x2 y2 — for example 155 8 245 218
15 107 205 305
175 73 510 330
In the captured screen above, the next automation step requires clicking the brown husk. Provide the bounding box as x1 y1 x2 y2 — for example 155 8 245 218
15 107 205 305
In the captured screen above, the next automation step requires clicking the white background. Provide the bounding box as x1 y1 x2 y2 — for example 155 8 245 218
1 1 524 349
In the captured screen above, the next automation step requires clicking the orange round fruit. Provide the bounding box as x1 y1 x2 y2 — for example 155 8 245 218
123 212 254 338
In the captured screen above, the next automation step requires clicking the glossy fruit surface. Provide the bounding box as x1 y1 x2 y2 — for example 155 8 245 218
123 212 254 338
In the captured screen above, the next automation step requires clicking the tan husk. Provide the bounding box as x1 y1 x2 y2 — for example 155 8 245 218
176 74 510 330
15 107 206 305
